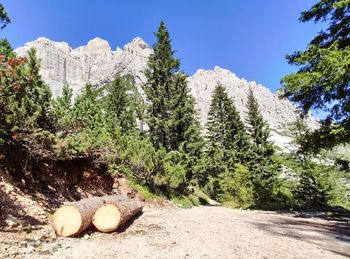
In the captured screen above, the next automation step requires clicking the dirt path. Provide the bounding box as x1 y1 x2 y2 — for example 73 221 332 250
9 206 349 259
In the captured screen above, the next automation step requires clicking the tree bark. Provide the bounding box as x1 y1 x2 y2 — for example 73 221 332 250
92 197 143 233
51 195 136 237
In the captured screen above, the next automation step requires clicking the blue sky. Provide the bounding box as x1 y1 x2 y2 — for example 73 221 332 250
2 0 325 93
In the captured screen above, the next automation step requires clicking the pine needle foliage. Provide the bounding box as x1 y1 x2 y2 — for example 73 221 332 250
144 21 203 155
282 0 350 149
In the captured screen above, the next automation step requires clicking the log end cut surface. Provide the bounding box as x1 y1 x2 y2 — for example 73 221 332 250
52 206 82 237
93 204 121 233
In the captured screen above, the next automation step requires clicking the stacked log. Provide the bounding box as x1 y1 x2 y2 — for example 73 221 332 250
51 195 143 237
92 196 143 232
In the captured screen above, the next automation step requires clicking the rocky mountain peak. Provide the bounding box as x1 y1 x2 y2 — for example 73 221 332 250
85 37 112 54
87 37 110 47
127 37 149 50
14 37 318 150
189 66 318 150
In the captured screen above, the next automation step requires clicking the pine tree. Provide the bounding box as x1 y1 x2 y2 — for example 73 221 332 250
246 88 282 205
144 21 204 186
288 116 314 160
0 38 14 61
206 83 250 163
144 21 203 153
281 0 350 148
246 88 274 159
200 83 252 190
70 84 103 130
104 74 139 134
171 72 205 180
0 4 10 29
0 48 52 144
17 48 52 131
52 84 73 130
144 21 179 150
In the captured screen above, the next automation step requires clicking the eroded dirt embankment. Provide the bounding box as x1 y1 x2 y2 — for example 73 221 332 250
0 146 141 258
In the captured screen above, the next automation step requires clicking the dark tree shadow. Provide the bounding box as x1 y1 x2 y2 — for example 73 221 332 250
117 211 144 234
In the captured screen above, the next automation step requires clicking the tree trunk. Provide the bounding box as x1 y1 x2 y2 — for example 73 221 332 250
51 195 135 237
92 197 143 233
51 197 104 237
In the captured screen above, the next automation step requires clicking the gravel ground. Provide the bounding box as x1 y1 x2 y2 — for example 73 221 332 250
5 206 349 259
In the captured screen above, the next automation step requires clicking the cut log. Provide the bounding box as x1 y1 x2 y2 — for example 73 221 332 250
51 197 104 237
92 197 143 233
51 195 131 237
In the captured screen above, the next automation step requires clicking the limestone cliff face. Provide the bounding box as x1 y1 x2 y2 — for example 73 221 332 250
188 66 318 150
15 37 318 150
15 37 151 97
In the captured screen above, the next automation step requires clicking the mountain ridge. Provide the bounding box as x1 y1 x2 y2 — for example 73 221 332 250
14 37 318 150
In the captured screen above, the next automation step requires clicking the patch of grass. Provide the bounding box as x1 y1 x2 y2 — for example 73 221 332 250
221 200 241 209
126 178 165 202
190 187 210 205
171 196 193 208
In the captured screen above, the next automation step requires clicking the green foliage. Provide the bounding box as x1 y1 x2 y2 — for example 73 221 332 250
215 164 254 208
15 49 52 131
144 21 179 150
52 84 73 130
250 158 285 207
124 175 163 201
204 163 254 209
197 83 253 205
153 150 188 194
171 196 194 208
143 21 204 193
206 83 251 163
103 74 141 134
0 3 10 29
0 48 52 144
69 84 104 130
282 0 350 149
280 154 349 209
3 16 347 212
199 146 228 185
246 88 274 158
246 88 285 206
0 38 14 60
144 21 203 155
323 144 350 167
288 116 313 158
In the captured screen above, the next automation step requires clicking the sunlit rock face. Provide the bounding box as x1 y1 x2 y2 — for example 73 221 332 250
15 37 151 97
15 37 318 150
188 66 318 150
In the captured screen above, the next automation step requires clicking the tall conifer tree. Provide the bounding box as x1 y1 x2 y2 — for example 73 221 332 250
200 83 251 185
246 88 282 205
144 21 204 183
0 38 14 60
246 88 274 159
144 21 179 150
144 21 203 153
206 83 250 163
52 84 73 130
105 74 139 134
19 49 52 130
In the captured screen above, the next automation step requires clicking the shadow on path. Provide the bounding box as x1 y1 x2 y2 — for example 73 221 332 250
249 212 350 257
